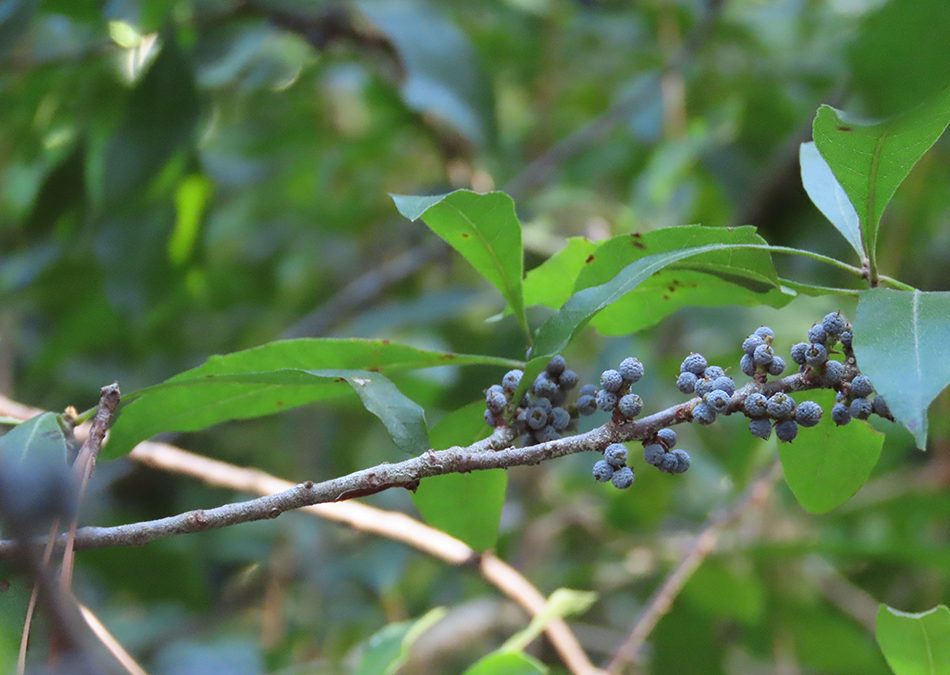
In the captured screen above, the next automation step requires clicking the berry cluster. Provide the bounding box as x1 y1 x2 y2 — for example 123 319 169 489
642 428 691 474
789 311 851 386
575 357 646 421
832 374 890 425
739 326 786 379
592 443 635 489
677 353 736 426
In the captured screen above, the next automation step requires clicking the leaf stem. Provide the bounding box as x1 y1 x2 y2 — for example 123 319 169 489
878 275 915 291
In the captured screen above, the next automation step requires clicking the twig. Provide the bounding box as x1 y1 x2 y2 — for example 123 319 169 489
605 460 783 674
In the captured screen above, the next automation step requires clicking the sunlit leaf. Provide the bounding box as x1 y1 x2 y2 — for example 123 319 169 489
463 651 547 675
876 604 950 675
800 141 865 260
355 607 446 675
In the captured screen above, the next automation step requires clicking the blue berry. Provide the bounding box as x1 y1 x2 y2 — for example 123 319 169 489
711 376 735 395
742 335 764 355
704 389 731 413
692 402 717 425
656 428 677 449
530 396 552 412
604 443 628 468
676 371 698 394
872 396 891 418
535 425 559 443
805 343 828 367
618 393 643 419
694 377 716 398
486 390 507 414
850 375 874 398
749 418 772 440
822 311 847 336
822 360 844 386
740 353 756 377
546 355 566 377
795 400 823 427
487 384 505 398
592 460 614 482
502 369 523 393
532 374 558 399
832 402 852 426
526 407 548 430
753 343 774 367
680 353 708 376
576 394 597 416
550 407 571 431
743 392 769 418
839 331 853 348
704 366 726 379
790 342 808 366
618 357 644 383
484 409 500 427
579 383 597 397
600 369 623 393
849 397 872 420
611 466 635 489
668 449 691 474
767 356 786 377
766 392 795 420
808 324 827 344
559 369 579 390
775 419 798 442
596 389 618 411
754 326 774 340
643 443 666 466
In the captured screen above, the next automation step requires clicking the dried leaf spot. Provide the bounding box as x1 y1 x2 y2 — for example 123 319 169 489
585 254 595 263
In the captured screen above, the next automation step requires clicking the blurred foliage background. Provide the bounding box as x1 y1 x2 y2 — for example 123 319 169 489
1 0 949 672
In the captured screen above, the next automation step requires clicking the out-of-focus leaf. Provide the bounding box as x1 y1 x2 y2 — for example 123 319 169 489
0 412 67 466
169 174 213 266
501 589 597 653
800 141 865 260
107 339 519 457
357 0 494 146
778 390 884 514
392 190 527 335
855 289 950 449
788 604 889 673
0 0 38 58
875 604 950 675
812 87 950 269
412 401 505 551
0 412 70 529
682 561 764 624
355 607 446 675
463 651 547 675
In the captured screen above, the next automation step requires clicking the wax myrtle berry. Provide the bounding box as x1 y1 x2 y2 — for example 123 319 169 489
486 390 507 414
775 419 798 442
805 343 828 367
680 353 708 376
530 396 552 412
766 392 795 420
832 402 852 426
669 449 691 474
535 425 559 443
822 360 844 386
526 407 548 430
808 324 827 345
600 369 623 393
579 383 596 397
794 400 823 427
754 326 775 340
767 356 786 377
742 335 764 355
559 369 579 390
532 374 558 399
790 342 809 366
484 409 500 427
677 371 698 394
712 376 736 395
550 407 571 431
822 311 847 337
872 396 891 418
850 375 874 398
839 331 853 348
546 355 566 377
604 443 628 468
692 402 717 425
705 389 731 413
619 357 644 383
849 397 872 420
743 392 769 418
753 343 774 367
618 393 643 419
592 460 614 482
694 377 716 398
749 417 772 440
502 369 523 393
576 394 597 416
611 466 635 489
643 443 666 466
596 389 618 411
704 366 726 380
656 428 677 449
740 353 756 377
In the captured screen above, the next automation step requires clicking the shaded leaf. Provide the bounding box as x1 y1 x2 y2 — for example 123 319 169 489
854 289 950 449
778 390 884 513
412 401 506 551
800 141 865 260
0 412 68 466
812 87 950 268
876 604 950 675
463 651 547 675
393 190 527 334
355 607 446 675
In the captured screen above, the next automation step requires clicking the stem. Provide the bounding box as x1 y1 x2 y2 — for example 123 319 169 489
878 275 915 291
0 416 22 426
764 245 867 277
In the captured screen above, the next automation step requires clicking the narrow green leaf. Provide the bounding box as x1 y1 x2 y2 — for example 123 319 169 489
356 607 447 675
778 390 884 513
799 141 865 260
854 289 950 449
876 604 950 675
812 86 950 269
463 651 547 675
392 190 528 336
106 339 512 458
412 401 506 551
523 237 598 310
501 589 597 653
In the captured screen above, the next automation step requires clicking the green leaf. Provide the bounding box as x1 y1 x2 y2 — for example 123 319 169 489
876 605 950 675
169 174 212 266
355 607 446 675
412 401 506 551
357 1 494 146
531 240 782 357
854 289 950 450
106 339 517 458
0 412 68 467
463 651 547 675
799 142 865 260
501 588 597 653
812 86 950 270
523 237 598 310
392 190 528 336
778 390 884 513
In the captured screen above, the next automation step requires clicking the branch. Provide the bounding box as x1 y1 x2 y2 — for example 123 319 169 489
605 459 783 673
